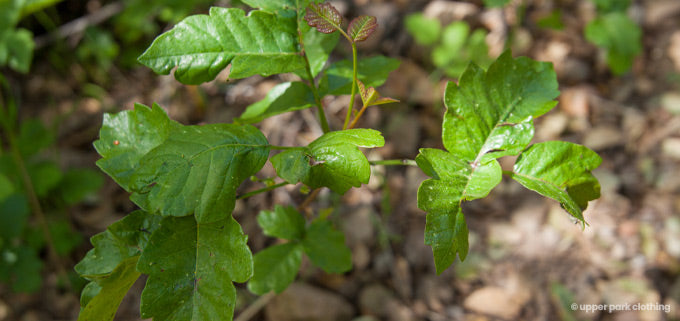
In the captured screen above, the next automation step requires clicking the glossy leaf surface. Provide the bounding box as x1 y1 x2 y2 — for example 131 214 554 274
129 123 269 223
138 216 252 321
94 104 178 191
77 257 141 321
237 82 316 124
271 129 384 194
138 7 305 84
510 141 602 224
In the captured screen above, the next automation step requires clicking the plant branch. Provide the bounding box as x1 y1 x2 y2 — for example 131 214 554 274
237 182 289 200
502 170 514 177
343 43 359 129
34 2 125 48
297 26 330 133
297 188 321 218
369 159 417 166
234 292 275 321
347 102 368 129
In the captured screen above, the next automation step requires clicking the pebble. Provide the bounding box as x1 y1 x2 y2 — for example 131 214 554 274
661 92 680 114
661 138 680 160
0 300 8 321
670 32 680 72
583 126 624 150
359 283 397 317
463 287 525 319
663 217 680 259
560 86 591 118
265 283 355 321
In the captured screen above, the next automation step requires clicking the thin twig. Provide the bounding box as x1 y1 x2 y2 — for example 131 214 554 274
234 292 275 321
34 2 125 49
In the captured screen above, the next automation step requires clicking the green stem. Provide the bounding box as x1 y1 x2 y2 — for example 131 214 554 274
236 182 289 200
369 159 418 166
343 42 359 129
502 170 514 177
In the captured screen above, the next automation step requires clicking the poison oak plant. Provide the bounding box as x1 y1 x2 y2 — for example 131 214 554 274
75 1 603 320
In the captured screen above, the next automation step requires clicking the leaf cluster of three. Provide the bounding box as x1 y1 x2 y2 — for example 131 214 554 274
75 1 603 321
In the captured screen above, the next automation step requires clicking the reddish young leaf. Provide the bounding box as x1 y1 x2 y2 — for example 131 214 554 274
348 16 377 42
357 80 399 107
305 3 343 34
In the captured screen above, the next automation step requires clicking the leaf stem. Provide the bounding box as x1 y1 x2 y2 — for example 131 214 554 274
347 103 368 129
369 159 418 166
237 182 289 200
343 42 359 129
502 170 514 177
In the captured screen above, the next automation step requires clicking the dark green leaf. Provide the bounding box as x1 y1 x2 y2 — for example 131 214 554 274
94 103 179 191
443 52 558 164
0 245 42 293
237 82 316 124
425 208 468 274
241 0 297 13
584 12 641 75
137 216 252 321
301 22 339 77
20 0 64 18
27 161 62 197
75 210 159 279
510 141 602 224
257 205 306 241
129 123 269 223
591 0 630 13
348 15 377 42
404 13 441 46
271 129 384 194
16 119 53 157
304 2 342 34
0 174 14 202
248 242 303 295
79 281 102 309
49 219 82 256
319 55 400 96
57 169 103 205
77 256 141 321
2 29 34 73
302 220 351 273
483 0 510 8
138 7 306 84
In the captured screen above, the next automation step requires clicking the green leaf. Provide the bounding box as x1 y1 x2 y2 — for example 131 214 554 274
0 0 22 31
301 22 339 77
75 210 160 279
49 219 82 256
302 220 351 273
443 51 558 164
129 123 269 223
2 28 34 73
584 12 641 75
271 129 385 194
357 80 399 107
348 15 377 42
79 281 102 308
425 208 468 274
416 52 559 272
304 2 343 34
16 119 53 157
0 194 29 240
237 82 316 124
0 245 42 293
591 0 630 13
137 216 252 321
20 0 64 18
27 161 62 197
138 7 306 84
405 13 441 46
510 141 602 224
257 205 306 241
77 256 141 321
241 0 298 13
94 103 179 191
0 173 14 202
318 55 400 97
248 242 303 295
483 0 510 8
432 22 491 78
57 169 103 205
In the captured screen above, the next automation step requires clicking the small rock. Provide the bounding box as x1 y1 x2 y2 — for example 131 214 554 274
645 1 680 27
342 206 375 246
392 256 412 300
663 217 680 259
352 316 379 321
661 92 680 114
359 284 397 317
387 303 416 321
593 168 621 197
536 111 568 140
662 138 680 160
353 244 371 270
560 86 591 118
583 126 624 150
0 300 8 321
463 287 525 319
423 1 478 24
622 107 647 144
265 283 355 321
670 32 680 72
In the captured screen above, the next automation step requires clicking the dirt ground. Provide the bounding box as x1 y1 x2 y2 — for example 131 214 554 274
1 0 680 320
